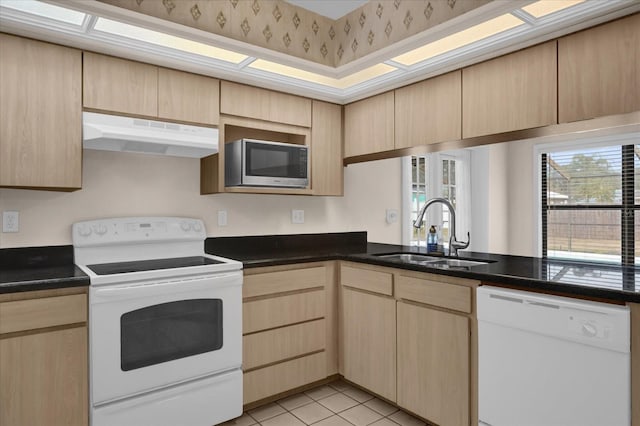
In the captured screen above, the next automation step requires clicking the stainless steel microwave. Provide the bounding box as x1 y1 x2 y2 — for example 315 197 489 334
225 138 309 188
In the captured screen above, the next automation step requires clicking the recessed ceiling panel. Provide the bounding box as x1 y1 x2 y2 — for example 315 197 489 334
285 0 368 20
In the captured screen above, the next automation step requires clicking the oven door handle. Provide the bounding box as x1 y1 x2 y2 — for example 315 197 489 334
92 273 240 299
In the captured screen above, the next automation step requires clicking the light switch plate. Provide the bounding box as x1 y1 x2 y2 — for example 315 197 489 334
386 209 398 224
3 211 19 233
291 210 305 224
217 210 228 227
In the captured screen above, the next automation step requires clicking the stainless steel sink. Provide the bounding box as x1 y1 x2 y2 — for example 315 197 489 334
375 253 441 263
375 253 491 269
426 259 489 268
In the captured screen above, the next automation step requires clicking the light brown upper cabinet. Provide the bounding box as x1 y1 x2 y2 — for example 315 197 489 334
83 52 158 118
395 71 462 149
220 81 311 127
344 91 394 158
311 101 343 196
462 41 558 138
158 68 220 126
559 14 640 123
83 52 220 125
0 34 82 190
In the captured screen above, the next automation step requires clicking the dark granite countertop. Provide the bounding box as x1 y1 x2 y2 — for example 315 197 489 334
3 233 639 302
0 246 89 294
206 233 640 303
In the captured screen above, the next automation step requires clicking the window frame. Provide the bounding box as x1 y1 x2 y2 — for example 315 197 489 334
402 150 471 247
535 133 639 265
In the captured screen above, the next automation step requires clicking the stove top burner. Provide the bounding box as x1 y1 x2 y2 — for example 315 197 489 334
86 256 223 275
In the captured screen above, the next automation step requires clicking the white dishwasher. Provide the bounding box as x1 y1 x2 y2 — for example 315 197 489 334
477 286 630 426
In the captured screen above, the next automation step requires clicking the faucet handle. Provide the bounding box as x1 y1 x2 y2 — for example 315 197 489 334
452 232 470 250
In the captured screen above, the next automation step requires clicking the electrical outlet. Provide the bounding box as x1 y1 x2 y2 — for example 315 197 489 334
386 209 398 224
2 211 19 233
217 210 228 227
291 210 305 224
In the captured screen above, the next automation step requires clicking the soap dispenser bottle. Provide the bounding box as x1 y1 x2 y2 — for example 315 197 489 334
427 225 438 253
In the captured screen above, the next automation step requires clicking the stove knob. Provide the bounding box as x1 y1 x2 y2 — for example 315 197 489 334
180 221 191 232
78 225 92 237
192 222 202 232
94 224 108 236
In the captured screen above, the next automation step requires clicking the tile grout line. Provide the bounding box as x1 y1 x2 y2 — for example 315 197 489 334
242 381 416 426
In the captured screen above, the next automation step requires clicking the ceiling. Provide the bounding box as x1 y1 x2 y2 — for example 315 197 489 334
284 0 368 20
0 0 638 104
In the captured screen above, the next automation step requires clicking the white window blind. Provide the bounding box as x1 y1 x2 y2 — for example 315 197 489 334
541 143 639 264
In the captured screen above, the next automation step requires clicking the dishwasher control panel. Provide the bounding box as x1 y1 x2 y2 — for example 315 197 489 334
477 286 630 352
567 314 612 340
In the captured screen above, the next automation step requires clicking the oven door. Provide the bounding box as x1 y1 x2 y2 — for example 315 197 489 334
90 271 242 405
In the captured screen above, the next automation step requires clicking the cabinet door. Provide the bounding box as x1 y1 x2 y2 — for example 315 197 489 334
220 81 311 127
0 34 82 189
395 71 461 149
559 14 640 123
158 68 220 125
83 52 158 117
0 327 88 426
397 301 469 426
341 287 396 402
344 91 394 158
312 100 343 196
462 41 557 138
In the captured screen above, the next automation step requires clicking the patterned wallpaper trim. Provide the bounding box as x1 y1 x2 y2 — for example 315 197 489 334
97 0 491 67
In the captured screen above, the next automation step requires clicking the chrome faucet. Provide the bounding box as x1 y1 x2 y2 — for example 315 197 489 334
413 197 470 257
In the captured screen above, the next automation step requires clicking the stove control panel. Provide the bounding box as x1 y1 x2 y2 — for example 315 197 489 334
72 217 207 247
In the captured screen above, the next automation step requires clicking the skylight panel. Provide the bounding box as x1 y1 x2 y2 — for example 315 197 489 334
522 1 586 18
93 18 248 64
392 14 524 66
0 0 86 25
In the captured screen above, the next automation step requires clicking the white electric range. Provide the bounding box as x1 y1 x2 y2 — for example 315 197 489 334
73 217 243 426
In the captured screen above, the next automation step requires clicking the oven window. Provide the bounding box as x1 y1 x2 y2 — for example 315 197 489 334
120 299 223 371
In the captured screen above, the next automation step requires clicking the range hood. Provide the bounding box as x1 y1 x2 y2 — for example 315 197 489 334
83 112 218 158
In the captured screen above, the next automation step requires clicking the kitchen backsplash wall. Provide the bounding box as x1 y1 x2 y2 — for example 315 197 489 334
0 151 403 248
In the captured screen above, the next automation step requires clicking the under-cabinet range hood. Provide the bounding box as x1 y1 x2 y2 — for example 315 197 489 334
83 112 218 158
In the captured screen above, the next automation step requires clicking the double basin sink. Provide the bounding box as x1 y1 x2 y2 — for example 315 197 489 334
375 253 492 270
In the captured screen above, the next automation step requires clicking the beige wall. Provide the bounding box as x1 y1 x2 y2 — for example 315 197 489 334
506 139 538 257
475 140 537 257
0 151 402 248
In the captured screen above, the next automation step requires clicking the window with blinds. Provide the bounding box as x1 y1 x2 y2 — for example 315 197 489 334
541 144 639 265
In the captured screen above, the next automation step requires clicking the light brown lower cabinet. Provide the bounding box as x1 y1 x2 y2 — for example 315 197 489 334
397 301 470 426
340 286 397 402
242 262 337 406
0 289 88 426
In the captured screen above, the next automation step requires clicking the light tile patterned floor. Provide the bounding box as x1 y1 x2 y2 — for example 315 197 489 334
222 381 426 426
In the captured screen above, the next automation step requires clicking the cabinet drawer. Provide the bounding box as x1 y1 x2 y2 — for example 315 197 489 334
220 81 311 127
396 275 472 313
0 294 87 334
244 266 326 299
243 290 324 334
341 265 393 296
243 351 326 404
243 319 325 370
